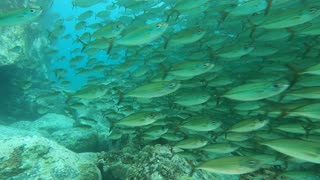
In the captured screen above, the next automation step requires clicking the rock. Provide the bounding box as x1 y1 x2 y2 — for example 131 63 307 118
10 113 75 138
0 136 101 180
98 144 238 180
9 113 110 153
0 125 41 140
51 127 98 153
10 120 38 131
32 113 75 131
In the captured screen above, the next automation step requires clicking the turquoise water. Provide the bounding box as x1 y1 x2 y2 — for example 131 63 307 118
1 0 320 179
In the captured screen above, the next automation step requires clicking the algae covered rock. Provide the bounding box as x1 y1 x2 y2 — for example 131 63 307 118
0 136 101 179
98 144 238 180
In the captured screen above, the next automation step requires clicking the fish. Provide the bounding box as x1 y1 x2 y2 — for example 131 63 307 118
222 132 252 142
174 89 211 106
108 129 123 140
287 87 320 99
229 0 269 16
201 143 239 154
126 81 180 98
72 0 101 8
261 139 320 164
301 63 320 75
287 103 320 120
115 22 168 46
228 118 269 133
0 7 42 26
165 28 206 48
168 60 214 78
95 10 110 19
207 76 234 87
180 116 221 132
70 85 108 99
117 112 164 127
223 81 290 101
143 126 168 137
298 23 320 35
161 133 184 142
276 122 313 135
92 23 125 39
196 156 261 174
174 0 208 11
250 153 284 167
257 6 320 29
77 10 94 20
217 45 254 58
174 136 208 149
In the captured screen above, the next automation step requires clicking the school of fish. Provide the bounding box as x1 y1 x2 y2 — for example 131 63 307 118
6 0 320 178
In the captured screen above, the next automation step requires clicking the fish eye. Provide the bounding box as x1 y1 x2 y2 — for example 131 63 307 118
273 83 280 88
150 113 157 117
310 7 318 13
30 9 36 13
248 160 257 166
169 83 176 87
156 23 162 28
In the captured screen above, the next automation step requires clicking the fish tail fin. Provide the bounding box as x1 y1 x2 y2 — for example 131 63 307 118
64 92 73 105
212 88 222 106
107 41 114 54
113 88 124 105
216 11 229 28
104 113 116 133
166 9 179 22
286 28 296 41
163 36 169 49
247 18 257 39
300 121 313 138
285 64 299 91
76 35 88 52
159 62 169 80
264 0 273 15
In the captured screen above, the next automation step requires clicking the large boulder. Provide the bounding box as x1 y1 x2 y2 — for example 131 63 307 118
51 127 99 153
0 136 101 179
